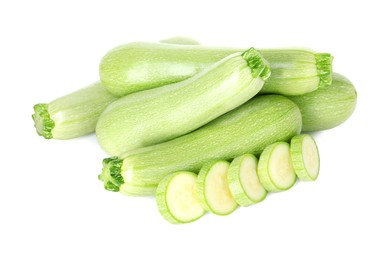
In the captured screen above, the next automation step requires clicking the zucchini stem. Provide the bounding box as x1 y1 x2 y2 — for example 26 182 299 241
315 53 333 87
99 157 124 192
241 48 271 80
32 103 55 139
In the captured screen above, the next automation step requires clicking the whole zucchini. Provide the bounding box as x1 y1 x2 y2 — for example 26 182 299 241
100 41 332 96
96 48 270 155
32 38 197 140
32 82 118 139
288 73 357 131
98 95 302 196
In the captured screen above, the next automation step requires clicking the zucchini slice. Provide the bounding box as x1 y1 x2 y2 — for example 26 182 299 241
156 171 205 224
197 161 238 215
290 134 320 181
227 154 267 206
257 142 297 192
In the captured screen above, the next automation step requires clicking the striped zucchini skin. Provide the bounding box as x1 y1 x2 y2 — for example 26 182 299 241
159 36 200 45
96 49 270 156
32 39 198 140
288 73 357 131
32 82 118 139
99 95 302 196
100 42 331 96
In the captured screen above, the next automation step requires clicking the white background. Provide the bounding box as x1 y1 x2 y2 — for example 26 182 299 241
1 0 388 259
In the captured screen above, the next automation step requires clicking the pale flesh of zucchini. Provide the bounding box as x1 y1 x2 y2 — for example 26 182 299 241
227 154 267 206
257 142 296 192
156 172 205 224
197 161 238 215
290 134 320 181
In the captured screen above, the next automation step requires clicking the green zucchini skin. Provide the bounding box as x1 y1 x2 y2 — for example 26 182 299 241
288 73 357 132
32 82 118 139
99 95 302 196
99 42 332 96
159 36 200 45
32 39 199 140
96 49 270 156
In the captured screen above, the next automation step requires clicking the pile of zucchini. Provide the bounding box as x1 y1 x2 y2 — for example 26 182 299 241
32 37 357 224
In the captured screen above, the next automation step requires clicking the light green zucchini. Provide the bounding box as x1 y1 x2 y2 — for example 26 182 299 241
159 36 200 45
96 48 270 155
227 154 267 206
32 82 118 139
288 73 357 131
100 41 332 96
290 134 320 181
257 142 297 192
98 95 302 196
196 161 238 215
32 38 199 140
156 171 205 224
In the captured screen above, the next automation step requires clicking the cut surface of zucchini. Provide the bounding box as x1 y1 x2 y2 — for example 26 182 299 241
156 172 205 224
197 161 238 215
290 134 320 181
227 154 267 206
257 142 296 192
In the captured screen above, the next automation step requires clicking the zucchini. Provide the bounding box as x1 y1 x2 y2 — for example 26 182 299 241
290 134 320 181
257 142 297 192
98 95 302 196
159 36 200 45
32 82 118 139
100 41 332 96
32 38 199 140
196 161 238 215
156 171 205 224
96 48 270 155
288 73 357 131
227 154 267 206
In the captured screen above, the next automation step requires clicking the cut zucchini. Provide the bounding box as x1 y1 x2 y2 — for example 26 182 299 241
156 171 205 224
257 142 297 192
197 161 238 215
227 154 267 206
290 134 320 181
